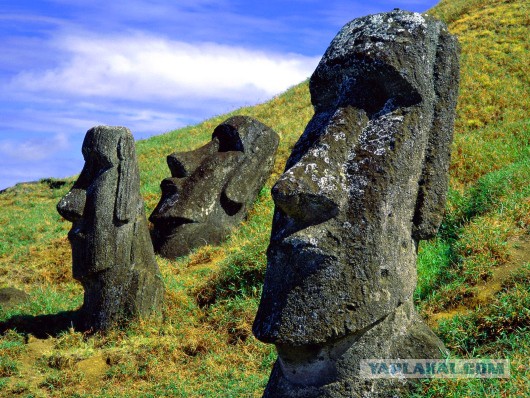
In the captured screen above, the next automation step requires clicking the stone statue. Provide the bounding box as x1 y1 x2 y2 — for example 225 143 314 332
253 10 459 397
57 126 164 331
150 116 279 258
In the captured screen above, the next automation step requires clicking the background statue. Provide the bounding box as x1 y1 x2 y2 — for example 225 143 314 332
57 126 164 331
150 116 279 258
253 10 459 397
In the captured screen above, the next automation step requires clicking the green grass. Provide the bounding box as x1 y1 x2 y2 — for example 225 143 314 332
1 0 529 396
411 266 530 397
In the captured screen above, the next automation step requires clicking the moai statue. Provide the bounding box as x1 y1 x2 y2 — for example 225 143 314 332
150 116 279 258
253 10 459 398
57 126 164 331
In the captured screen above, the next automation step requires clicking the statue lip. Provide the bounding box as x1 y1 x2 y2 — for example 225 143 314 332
150 215 195 225
282 236 319 251
276 234 334 260
152 216 198 237
272 217 332 254
68 224 86 242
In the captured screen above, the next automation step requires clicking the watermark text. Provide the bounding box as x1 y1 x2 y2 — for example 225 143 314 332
360 359 510 379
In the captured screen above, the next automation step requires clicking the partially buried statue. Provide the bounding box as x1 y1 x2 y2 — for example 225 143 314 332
57 126 164 331
150 116 279 258
253 10 459 398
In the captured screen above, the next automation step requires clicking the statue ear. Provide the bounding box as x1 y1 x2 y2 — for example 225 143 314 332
115 132 139 222
412 29 459 241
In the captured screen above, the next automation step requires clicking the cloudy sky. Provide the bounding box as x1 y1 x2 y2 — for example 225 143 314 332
0 0 438 190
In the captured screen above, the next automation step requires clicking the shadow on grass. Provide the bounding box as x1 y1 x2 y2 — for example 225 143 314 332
0 310 86 338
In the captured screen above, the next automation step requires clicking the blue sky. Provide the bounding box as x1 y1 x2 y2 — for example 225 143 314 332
0 0 438 190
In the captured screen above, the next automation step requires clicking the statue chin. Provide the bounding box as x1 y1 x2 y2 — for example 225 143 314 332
152 222 208 259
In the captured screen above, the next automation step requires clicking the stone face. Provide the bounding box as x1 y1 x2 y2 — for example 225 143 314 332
253 10 459 397
150 116 280 258
57 126 164 331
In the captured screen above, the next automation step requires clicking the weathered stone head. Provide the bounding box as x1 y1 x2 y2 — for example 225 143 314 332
57 126 164 331
253 10 459 397
150 116 279 258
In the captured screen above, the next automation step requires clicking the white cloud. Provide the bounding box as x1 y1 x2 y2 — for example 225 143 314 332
0 133 70 161
11 32 319 104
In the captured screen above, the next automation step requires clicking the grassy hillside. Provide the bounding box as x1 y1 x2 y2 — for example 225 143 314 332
1 0 529 396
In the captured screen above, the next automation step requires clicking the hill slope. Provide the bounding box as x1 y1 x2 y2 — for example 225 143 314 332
1 0 529 396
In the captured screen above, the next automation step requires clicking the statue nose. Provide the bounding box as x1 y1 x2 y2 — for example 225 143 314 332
57 188 86 222
151 178 182 216
272 170 339 225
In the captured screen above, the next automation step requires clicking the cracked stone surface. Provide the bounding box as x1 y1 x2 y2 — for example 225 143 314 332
253 9 459 397
150 116 279 258
57 126 164 331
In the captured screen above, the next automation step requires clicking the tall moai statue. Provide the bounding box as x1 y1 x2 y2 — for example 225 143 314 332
150 116 279 258
58 126 164 331
253 10 459 397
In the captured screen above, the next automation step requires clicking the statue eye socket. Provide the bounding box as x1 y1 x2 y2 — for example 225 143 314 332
82 146 91 161
87 149 115 169
79 153 114 183
220 190 243 216
338 76 421 118
212 125 244 152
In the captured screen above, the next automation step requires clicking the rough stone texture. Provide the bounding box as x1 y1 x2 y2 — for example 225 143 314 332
57 126 164 331
150 116 279 258
253 10 459 397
